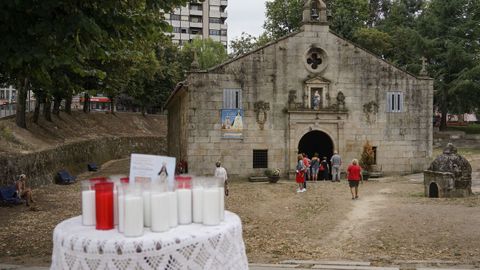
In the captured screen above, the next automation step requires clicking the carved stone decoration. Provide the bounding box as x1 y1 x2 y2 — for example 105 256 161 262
336 91 345 109
288 90 297 109
254 101 270 130
419 56 428 76
362 100 378 124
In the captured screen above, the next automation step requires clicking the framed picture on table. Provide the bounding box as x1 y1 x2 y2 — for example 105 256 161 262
129 154 176 190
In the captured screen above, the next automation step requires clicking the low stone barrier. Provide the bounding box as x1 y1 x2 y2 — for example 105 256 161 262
0 136 166 187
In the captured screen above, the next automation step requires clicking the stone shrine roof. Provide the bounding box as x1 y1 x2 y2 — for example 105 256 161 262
428 143 472 177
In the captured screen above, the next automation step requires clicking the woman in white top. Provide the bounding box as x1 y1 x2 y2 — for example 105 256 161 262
214 161 229 196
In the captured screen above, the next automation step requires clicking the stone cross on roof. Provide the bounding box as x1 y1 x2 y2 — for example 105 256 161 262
419 56 428 76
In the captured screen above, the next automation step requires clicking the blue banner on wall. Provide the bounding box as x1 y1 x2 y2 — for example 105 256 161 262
221 109 243 139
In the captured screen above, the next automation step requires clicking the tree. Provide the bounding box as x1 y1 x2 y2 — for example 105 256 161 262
416 0 480 130
263 0 304 40
181 38 228 70
329 0 370 40
229 32 271 58
353 28 393 57
0 0 188 128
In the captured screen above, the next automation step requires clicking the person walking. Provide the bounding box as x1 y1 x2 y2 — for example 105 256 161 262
319 157 330 181
330 151 342 182
296 154 306 193
310 153 320 181
15 174 34 206
347 159 363 199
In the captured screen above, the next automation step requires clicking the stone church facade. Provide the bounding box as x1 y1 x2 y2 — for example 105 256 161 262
167 0 434 178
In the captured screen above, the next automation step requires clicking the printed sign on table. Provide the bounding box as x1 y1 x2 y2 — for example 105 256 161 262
221 109 244 139
129 154 176 190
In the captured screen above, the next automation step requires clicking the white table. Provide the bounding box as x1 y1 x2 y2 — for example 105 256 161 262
51 211 248 270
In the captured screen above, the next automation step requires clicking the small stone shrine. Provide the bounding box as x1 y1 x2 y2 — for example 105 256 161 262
424 143 472 198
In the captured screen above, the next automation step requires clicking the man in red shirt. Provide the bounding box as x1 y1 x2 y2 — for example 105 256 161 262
346 159 363 200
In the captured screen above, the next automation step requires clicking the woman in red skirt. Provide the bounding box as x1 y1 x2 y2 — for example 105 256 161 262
296 154 306 193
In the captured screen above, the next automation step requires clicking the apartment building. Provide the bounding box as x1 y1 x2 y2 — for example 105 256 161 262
165 0 228 47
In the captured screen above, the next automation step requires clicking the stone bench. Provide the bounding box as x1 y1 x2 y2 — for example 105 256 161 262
248 176 269 182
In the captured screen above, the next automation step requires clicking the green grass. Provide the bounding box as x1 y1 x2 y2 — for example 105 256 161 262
447 123 480 134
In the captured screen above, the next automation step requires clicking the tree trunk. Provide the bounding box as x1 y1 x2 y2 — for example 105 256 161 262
110 97 115 114
83 93 90 113
440 109 448 131
52 96 61 115
15 77 28 128
33 97 41 124
44 96 52 121
65 90 72 114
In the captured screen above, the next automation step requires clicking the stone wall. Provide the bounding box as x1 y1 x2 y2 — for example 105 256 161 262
168 23 433 178
0 136 166 187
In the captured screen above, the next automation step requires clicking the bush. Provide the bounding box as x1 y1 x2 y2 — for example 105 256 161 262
360 140 375 170
264 168 280 177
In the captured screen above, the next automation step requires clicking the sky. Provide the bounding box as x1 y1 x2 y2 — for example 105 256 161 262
227 0 270 45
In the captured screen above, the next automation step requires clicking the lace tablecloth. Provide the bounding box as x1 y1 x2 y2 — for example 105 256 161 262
51 211 248 270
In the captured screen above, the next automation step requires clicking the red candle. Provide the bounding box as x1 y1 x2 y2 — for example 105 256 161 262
175 176 192 189
95 182 114 230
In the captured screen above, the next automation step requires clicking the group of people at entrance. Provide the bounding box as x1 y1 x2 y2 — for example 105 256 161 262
295 151 363 199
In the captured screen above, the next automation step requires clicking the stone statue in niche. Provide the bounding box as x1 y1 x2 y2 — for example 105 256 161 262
254 101 270 130
312 89 321 110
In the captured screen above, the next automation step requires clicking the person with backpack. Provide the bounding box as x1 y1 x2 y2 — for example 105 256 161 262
319 157 330 180
310 153 320 181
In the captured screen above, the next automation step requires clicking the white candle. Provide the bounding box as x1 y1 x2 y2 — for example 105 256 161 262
124 195 144 237
118 194 125 233
177 189 192 225
143 191 151 227
219 187 225 221
192 187 203 223
167 191 178 228
151 192 170 232
114 189 118 225
82 190 96 226
203 188 220 226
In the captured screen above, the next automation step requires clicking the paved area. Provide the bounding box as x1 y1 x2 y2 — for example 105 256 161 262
1 260 479 270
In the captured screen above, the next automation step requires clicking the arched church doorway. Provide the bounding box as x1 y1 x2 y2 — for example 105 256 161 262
298 130 334 161
429 182 439 198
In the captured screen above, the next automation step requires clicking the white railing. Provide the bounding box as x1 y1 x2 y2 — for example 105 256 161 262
0 101 36 118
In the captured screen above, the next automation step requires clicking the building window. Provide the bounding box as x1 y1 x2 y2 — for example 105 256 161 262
220 30 227 36
181 28 187 33
223 89 242 109
209 17 222 24
170 14 181 21
190 4 202 11
209 29 221 36
372 146 377 165
0 90 4 99
386 92 404 112
172 27 182 33
253 150 268 168
190 16 202 23
190 28 202 35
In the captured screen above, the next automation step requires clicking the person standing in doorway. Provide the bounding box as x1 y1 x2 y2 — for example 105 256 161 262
330 151 342 182
310 153 320 181
347 159 363 199
296 154 306 193
320 157 330 180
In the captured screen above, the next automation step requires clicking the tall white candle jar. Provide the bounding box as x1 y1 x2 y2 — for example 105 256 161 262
167 183 178 228
202 177 221 226
123 184 144 237
140 180 152 227
217 177 225 221
108 175 127 226
117 178 129 233
150 181 170 233
192 177 204 223
176 175 192 225
81 180 96 226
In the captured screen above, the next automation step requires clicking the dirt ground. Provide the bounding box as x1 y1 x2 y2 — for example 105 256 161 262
1 149 479 267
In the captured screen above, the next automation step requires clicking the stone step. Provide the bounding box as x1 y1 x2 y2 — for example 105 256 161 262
249 264 304 270
281 260 371 266
416 268 477 270
312 265 399 270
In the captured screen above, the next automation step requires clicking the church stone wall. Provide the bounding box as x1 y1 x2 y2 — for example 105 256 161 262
170 24 433 178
